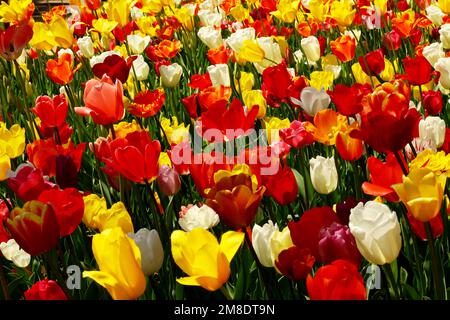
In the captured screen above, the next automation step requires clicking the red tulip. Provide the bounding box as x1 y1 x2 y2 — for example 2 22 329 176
200 98 258 142
288 207 339 258
362 153 404 202
188 73 212 90
402 55 432 86
128 88 166 118
0 23 33 60
75 74 125 125
407 211 444 241
0 200 10 244
306 259 367 300
85 0 102 10
441 128 450 153
279 120 314 149
423 90 443 116
7 164 57 202
383 30 402 51
6 201 60 256
358 49 385 76
24 280 68 300
37 122 73 145
92 55 137 84
37 188 84 237
32 94 68 128
102 130 161 184
181 94 200 119
261 61 293 107
329 83 371 116
157 165 181 196
264 166 298 205
275 246 315 281
318 222 361 266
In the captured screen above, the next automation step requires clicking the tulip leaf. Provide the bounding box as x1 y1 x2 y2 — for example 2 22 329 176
292 168 306 202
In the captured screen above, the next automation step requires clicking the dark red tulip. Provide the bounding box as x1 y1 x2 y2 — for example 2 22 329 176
92 55 137 84
24 280 68 300
402 55 432 86
264 166 298 205
275 246 315 281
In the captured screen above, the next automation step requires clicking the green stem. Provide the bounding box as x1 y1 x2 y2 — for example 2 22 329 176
383 263 401 300
424 222 446 300
0 264 10 300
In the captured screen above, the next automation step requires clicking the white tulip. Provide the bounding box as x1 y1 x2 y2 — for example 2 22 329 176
178 204 220 232
128 228 164 275
78 36 95 59
440 23 450 49
207 64 230 87
132 55 150 81
225 27 256 54
427 5 445 25
252 221 279 267
309 156 338 195
435 57 450 89
127 34 151 54
0 239 31 268
197 10 223 28
301 36 321 62
254 37 283 73
291 86 331 116
422 43 445 68
349 201 402 265
419 116 446 148
197 26 223 49
269 226 293 265
89 50 120 67
159 63 183 88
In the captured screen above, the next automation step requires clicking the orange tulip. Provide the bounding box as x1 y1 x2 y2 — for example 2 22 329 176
336 122 364 161
303 109 349 146
330 35 356 62
45 53 74 85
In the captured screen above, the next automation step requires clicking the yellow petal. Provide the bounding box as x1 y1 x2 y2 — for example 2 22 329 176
219 231 244 263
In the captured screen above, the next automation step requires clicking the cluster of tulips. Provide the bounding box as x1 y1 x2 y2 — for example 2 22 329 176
0 0 450 301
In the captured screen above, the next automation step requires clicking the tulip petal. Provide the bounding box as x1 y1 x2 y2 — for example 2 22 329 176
219 231 245 263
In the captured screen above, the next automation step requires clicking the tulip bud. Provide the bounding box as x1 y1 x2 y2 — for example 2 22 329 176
349 201 402 265
127 34 151 55
128 228 164 276
6 201 60 256
252 220 278 267
207 64 230 88
159 63 183 88
132 55 150 81
301 36 321 63
178 204 220 232
318 222 361 266
419 116 446 148
197 26 223 49
157 165 181 196
309 156 338 195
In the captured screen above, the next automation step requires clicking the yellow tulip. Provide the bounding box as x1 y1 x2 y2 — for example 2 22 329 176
374 0 389 14
0 0 33 24
237 40 265 63
0 122 25 159
439 0 450 14
308 0 329 22
236 72 254 93
271 0 300 23
262 117 290 144
409 149 450 177
392 168 446 222
172 7 194 31
107 0 133 27
330 0 355 29
0 145 11 181
158 152 172 168
171 228 244 291
112 120 141 139
30 22 58 51
92 18 118 35
82 194 134 234
230 4 250 22
83 227 146 300
243 90 267 119
50 15 74 49
141 0 164 14
160 116 190 145
309 71 334 90
136 16 160 37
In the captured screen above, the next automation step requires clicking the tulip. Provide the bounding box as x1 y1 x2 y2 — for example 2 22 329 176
225 27 256 54
128 228 164 276
197 26 223 49
90 51 121 68
127 34 151 54
82 194 134 234
440 23 450 49
157 165 181 196
106 0 131 27
0 238 31 268
207 64 230 88
159 63 183 88
254 37 283 71
83 227 146 300
402 55 432 86
422 90 443 115
392 168 446 222
77 36 95 59
329 83 371 116
128 88 166 118
0 147 10 181
205 164 266 229
0 122 25 159
7 164 56 201
275 246 315 281
318 222 361 266
264 166 299 205
291 86 331 116
434 57 450 89
171 228 244 291
269 226 293 265
132 55 150 81
330 35 355 62
306 260 367 300
349 201 402 265
178 204 220 232
0 23 33 60
418 116 446 148
85 0 102 10
383 30 402 51
75 74 125 126
262 116 291 145
309 156 338 195
6 200 60 256
46 53 74 86
301 36 321 63
24 280 68 300
242 90 267 118
358 49 385 76
261 61 293 107
427 5 445 25
92 55 136 84
32 94 68 128
422 43 445 68
252 220 279 267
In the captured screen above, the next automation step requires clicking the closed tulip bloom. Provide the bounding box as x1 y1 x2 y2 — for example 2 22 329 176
157 165 181 196
269 226 293 265
178 204 220 232
24 280 68 300
419 116 446 148
440 23 450 49
77 36 95 59
301 36 321 63
6 201 60 256
32 94 68 128
75 74 125 125
0 122 25 159
207 64 230 88
252 220 279 267
83 227 147 300
159 63 183 88
434 57 450 89
171 228 244 291
128 228 164 276
349 201 402 265
392 168 446 222
309 156 338 194
427 5 445 25
422 43 445 68
291 86 331 116
197 26 223 49
132 55 150 81
127 34 151 54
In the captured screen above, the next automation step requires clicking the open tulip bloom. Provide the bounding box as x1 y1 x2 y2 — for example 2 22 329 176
2 0 450 303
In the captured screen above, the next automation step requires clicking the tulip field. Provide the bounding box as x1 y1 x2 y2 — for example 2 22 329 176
1 0 450 302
